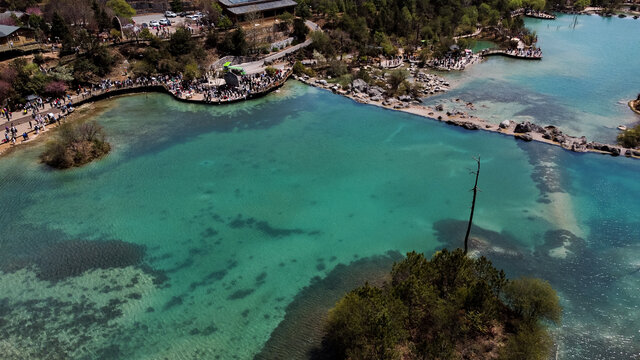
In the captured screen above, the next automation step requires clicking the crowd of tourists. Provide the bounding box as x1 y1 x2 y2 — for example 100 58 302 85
428 52 480 71
203 70 289 103
380 56 403 68
2 67 291 141
76 68 290 103
2 112 60 144
499 47 543 58
3 95 73 123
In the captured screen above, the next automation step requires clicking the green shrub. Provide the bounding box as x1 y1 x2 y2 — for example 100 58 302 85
327 60 348 77
617 124 640 148
264 66 277 77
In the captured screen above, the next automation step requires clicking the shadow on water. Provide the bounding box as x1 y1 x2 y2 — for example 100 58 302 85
0 224 166 284
434 218 640 359
425 78 581 129
106 89 312 161
255 251 404 360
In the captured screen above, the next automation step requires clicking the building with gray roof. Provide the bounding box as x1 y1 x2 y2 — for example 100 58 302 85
218 0 296 21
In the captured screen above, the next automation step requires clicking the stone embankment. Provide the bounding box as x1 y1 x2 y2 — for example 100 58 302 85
296 74 640 159
0 71 292 155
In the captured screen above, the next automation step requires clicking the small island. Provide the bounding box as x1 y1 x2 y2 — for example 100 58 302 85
318 249 561 360
40 121 111 169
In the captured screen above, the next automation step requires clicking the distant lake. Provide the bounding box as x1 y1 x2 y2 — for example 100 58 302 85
425 14 640 143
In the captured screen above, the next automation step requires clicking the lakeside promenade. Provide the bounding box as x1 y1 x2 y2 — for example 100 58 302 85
0 69 292 155
480 48 543 60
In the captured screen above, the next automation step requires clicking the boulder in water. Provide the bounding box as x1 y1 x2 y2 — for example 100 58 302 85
514 121 532 133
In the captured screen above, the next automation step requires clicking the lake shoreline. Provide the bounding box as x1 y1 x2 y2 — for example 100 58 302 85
296 76 640 160
629 100 640 116
0 101 113 158
2 76 637 162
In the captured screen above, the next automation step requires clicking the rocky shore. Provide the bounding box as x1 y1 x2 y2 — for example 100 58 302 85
629 99 640 116
295 74 640 159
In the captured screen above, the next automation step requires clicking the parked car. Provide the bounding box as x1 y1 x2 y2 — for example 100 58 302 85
141 23 148 28
159 18 171 26
165 11 177 17
123 23 134 29
149 20 160 27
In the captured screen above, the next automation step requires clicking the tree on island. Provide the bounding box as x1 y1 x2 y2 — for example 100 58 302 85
41 121 111 169
320 249 561 360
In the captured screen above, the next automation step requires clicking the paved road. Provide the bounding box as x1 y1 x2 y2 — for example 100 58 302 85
131 13 186 26
237 20 320 74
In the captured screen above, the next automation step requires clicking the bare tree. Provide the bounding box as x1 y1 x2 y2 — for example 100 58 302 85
46 0 94 28
243 11 263 54
332 29 351 61
464 156 480 255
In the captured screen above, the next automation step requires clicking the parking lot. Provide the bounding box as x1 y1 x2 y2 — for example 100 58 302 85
131 13 186 27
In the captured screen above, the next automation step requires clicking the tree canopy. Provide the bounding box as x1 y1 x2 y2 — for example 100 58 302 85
106 0 135 18
322 249 561 360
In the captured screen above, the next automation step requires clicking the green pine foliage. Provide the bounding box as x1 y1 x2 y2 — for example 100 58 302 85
323 249 561 360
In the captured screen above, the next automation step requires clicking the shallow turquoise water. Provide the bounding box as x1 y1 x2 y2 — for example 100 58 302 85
426 14 640 143
0 81 638 359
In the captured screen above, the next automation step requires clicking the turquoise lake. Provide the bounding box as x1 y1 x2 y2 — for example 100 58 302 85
426 14 640 143
0 15 639 360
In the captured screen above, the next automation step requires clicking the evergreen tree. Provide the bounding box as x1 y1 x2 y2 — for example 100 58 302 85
170 0 183 12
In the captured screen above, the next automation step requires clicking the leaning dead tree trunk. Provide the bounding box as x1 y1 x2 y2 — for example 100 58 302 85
464 156 480 255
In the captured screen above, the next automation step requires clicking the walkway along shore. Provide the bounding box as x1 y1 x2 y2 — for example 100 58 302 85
0 70 292 156
2 70 638 161
295 76 640 160
481 49 542 60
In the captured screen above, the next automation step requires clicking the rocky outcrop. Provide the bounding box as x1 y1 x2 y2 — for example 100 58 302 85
367 86 384 98
514 121 544 134
515 133 533 141
586 142 622 156
351 79 368 93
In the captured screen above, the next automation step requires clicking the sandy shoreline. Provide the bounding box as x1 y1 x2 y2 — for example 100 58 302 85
296 76 640 160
